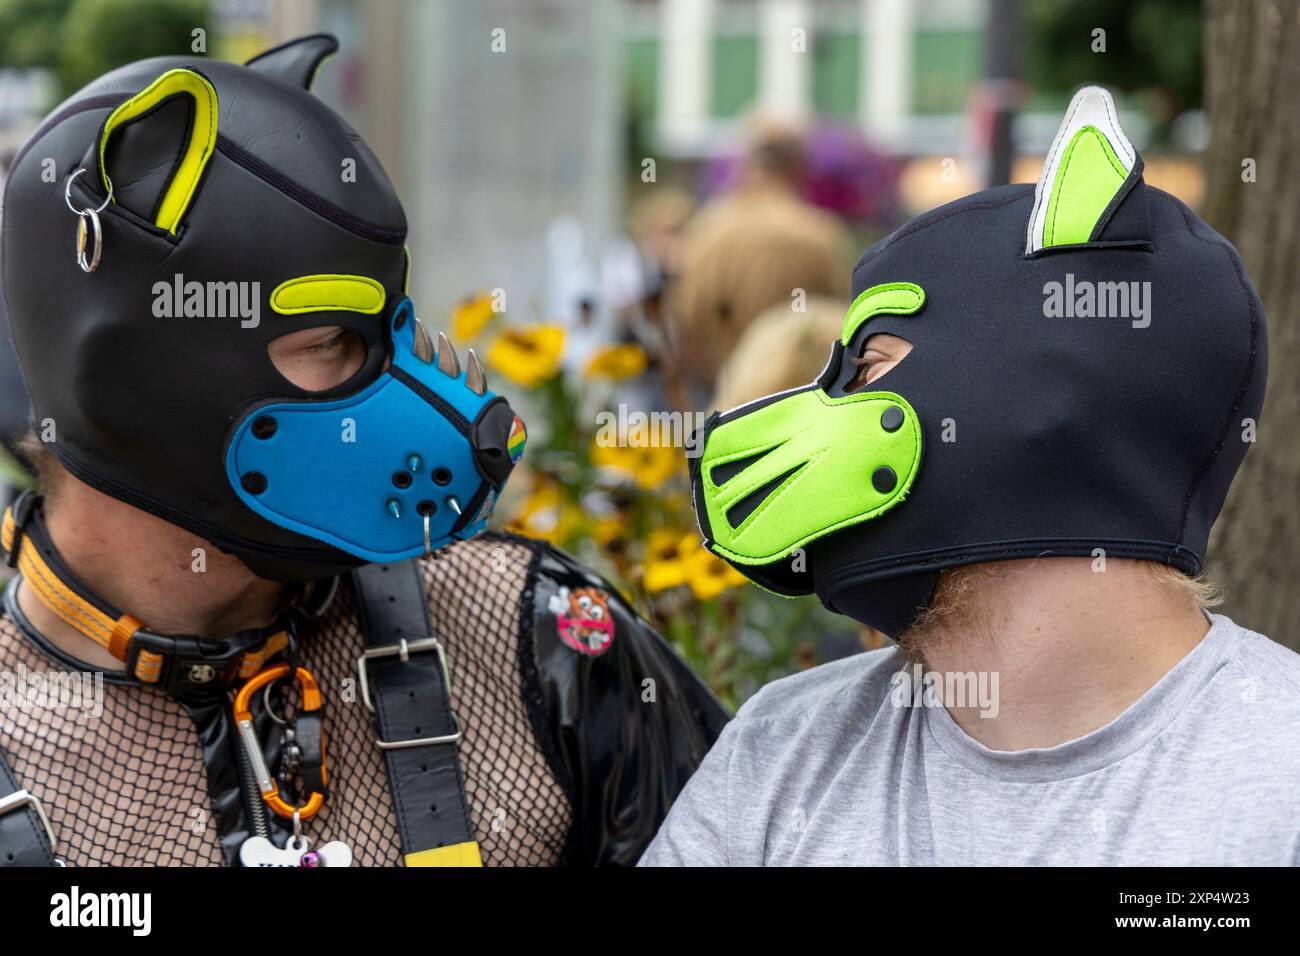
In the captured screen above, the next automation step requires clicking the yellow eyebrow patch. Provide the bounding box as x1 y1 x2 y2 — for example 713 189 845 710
270 274 386 316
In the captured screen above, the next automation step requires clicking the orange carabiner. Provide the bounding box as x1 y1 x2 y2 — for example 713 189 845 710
234 663 327 820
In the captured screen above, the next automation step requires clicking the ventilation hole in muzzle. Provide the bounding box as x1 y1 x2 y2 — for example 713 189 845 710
710 448 774 486
725 464 804 529
432 467 452 486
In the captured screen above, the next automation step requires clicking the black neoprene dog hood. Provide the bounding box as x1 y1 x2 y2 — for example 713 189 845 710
2 36 524 582
690 87 1267 638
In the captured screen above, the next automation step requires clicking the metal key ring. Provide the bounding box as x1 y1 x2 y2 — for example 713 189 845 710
63 167 113 216
75 209 103 273
262 680 290 726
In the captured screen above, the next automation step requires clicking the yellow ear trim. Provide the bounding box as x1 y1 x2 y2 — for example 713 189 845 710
270 274 387 316
99 67 219 235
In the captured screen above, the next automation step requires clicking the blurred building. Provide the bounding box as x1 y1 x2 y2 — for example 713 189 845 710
631 0 987 157
625 0 1210 212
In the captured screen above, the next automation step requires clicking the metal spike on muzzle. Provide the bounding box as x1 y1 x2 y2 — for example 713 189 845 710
465 349 487 395
436 332 460 377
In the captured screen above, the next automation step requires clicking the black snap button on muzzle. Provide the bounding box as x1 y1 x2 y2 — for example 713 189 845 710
252 415 277 439
880 405 904 432
241 472 268 494
871 466 897 494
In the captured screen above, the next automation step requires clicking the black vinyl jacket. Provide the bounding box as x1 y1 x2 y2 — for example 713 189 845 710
522 538 730 864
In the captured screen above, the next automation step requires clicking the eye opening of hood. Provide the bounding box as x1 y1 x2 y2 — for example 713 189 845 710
847 332 913 392
267 325 371 393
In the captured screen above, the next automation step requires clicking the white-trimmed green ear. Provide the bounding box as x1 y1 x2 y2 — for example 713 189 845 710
1026 86 1138 254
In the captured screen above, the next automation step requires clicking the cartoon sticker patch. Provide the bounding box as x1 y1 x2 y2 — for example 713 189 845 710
547 585 615 656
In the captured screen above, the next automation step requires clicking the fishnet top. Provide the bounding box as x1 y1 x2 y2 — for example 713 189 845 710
0 534 572 866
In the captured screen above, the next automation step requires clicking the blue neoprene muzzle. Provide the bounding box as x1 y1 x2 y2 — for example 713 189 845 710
226 298 525 562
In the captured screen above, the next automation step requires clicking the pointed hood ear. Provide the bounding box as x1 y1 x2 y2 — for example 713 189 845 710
244 33 339 90
1025 85 1151 255
84 66 218 235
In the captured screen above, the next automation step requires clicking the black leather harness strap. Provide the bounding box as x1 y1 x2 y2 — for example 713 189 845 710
0 746 58 867
352 560 481 867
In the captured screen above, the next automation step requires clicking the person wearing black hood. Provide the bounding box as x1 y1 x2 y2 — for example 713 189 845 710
642 87 1299 867
0 35 725 868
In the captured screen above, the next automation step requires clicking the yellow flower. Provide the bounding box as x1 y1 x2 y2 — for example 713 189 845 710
591 515 624 547
641 530 693 593
584 343 648 380
451 294 498 341
683 541 748 600
502 479 579 544
590 438 680 490
486 325 565 388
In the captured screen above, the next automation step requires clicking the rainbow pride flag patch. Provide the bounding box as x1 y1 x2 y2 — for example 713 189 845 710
507 414 527 463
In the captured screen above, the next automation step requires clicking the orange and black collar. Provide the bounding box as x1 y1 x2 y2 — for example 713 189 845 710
2 491 334 693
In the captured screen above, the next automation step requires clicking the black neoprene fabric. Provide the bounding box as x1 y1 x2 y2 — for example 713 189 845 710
701 176 1266 637
1 56 408 580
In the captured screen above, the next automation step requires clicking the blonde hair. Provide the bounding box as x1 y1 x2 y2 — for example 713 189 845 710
711 295 845 411
1142 561 1223 608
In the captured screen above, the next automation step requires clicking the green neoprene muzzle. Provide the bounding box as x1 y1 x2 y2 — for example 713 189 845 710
697 387 922 566
695 280 927 568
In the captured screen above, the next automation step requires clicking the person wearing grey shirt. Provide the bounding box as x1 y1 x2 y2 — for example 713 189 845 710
640 565 1300 866
643 88 1295 867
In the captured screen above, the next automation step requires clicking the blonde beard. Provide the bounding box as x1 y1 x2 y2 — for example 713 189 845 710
896 560 1220 666
896 563 1007 665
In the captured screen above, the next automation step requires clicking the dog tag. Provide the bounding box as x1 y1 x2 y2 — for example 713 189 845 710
240 836 303 868
239 835 353 868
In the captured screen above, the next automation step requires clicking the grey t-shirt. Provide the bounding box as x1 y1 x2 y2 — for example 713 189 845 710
640 614 1300 866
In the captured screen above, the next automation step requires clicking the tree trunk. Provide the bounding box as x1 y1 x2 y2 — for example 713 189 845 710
1201 0 1300 647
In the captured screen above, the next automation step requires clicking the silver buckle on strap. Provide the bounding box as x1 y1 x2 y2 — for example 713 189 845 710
356 637 462 750
0 788 57 854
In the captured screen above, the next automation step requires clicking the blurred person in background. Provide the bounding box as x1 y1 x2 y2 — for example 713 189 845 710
628 186 696 305
625 186 696 364
669 121 852 397
710 294 845 414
